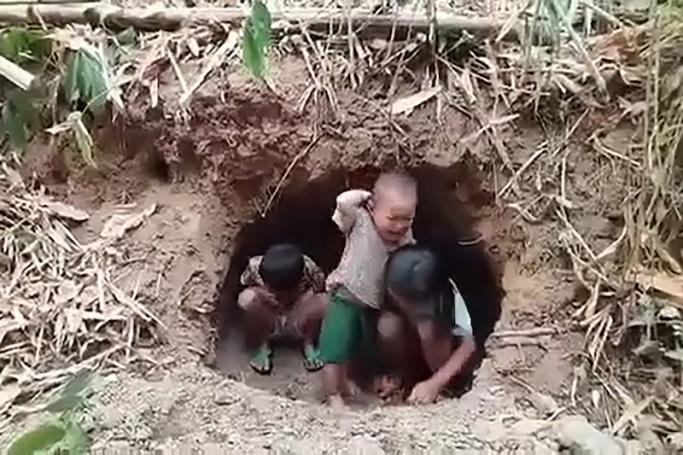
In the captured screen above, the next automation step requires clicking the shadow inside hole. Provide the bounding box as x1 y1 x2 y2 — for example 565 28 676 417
214 164 504 399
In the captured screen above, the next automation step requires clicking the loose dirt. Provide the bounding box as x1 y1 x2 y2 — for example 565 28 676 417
3 48 638 452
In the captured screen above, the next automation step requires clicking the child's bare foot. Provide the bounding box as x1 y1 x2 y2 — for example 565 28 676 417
328 394 347 412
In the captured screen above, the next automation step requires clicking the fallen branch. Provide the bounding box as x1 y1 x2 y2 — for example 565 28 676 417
492 338 549 350
491 327 560 338
0 4 520 40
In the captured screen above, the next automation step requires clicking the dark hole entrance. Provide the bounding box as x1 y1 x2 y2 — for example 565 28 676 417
214 164 504 404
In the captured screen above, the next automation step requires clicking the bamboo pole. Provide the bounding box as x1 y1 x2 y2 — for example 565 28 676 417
0 1 93 4
0 3 519 39
0 55 36 91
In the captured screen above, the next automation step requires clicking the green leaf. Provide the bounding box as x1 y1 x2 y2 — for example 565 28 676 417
63 421 89 454
242 0 271 78
45 372 92 413
79 50 107 113
116 27 138 47
63 52 81 104
8 90 39 130
62 49 108 113
251 0 272 39
45 394 83 414
2 102 28 150
7 423 66 455
61 371 92 399
0 27 51 64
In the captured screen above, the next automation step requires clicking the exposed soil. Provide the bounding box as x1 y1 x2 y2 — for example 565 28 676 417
2 50 636 451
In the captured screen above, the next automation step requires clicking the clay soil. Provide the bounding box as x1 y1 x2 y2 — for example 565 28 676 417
3 51 636 452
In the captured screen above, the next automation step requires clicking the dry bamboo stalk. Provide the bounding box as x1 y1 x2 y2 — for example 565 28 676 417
0 4 519 39
0 54 36 91
0 0 93 4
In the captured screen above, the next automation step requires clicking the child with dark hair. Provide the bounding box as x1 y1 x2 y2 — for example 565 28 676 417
377 245 476 404
238 244 327 374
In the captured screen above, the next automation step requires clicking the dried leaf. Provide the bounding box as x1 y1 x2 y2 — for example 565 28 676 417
612 396 654 436
39 200 89 223
54 281 81 305
664 349 683 363
0 383 21 413
100 204 157 239
390 87 441 116
632 269 683 309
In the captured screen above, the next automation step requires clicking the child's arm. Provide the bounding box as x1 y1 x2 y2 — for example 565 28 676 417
423 333 476 390
408 326 476 404
332 189 372 233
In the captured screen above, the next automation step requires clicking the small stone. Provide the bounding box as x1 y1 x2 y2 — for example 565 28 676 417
528 391 559 417
553 415 624 455
214 392 240 406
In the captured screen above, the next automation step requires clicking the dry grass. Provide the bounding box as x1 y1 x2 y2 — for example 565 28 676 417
0 159 161 399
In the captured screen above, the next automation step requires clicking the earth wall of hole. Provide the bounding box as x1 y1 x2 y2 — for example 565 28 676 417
215 163 508 353
22 67 530 372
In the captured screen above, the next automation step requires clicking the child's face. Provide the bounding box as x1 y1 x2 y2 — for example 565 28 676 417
370 191 416 245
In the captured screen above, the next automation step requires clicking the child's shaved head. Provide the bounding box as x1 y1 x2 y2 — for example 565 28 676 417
373 172 417 204
370 172 417 245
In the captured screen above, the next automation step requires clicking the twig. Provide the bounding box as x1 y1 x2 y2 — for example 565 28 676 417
179 31 238 106
491 327 560 338
166 43 189 99
498 142 549 198
548 0 608 95
261 134 321 217
492 338 548 350
579 0 626 28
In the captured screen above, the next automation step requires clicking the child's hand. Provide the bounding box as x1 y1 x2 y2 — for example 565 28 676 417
407 379 440 404
325 276 341 292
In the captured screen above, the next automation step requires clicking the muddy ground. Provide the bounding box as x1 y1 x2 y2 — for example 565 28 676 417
2 49 641 452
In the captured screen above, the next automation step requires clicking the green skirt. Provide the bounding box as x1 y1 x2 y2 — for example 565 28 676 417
318 291 377 364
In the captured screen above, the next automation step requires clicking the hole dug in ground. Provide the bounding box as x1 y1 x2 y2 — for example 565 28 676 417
214 164 505 404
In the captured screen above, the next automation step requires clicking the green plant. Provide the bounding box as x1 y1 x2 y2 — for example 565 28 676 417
242 0 272 78
6 372 93 455
1 25 119 165
1 90 40 150
0 27 51 152
62 48 109 114
0 27 51 64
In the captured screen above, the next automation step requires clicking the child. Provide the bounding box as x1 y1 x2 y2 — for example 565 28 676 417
377 245 476 404
238 244 327 374
318 172 417 409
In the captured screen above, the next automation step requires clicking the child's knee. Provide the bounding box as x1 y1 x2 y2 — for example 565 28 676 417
377 312 403 341
307 292 329 316
237 287 262 310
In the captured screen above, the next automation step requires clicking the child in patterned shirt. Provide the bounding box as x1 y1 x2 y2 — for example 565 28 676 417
238 244 327 374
